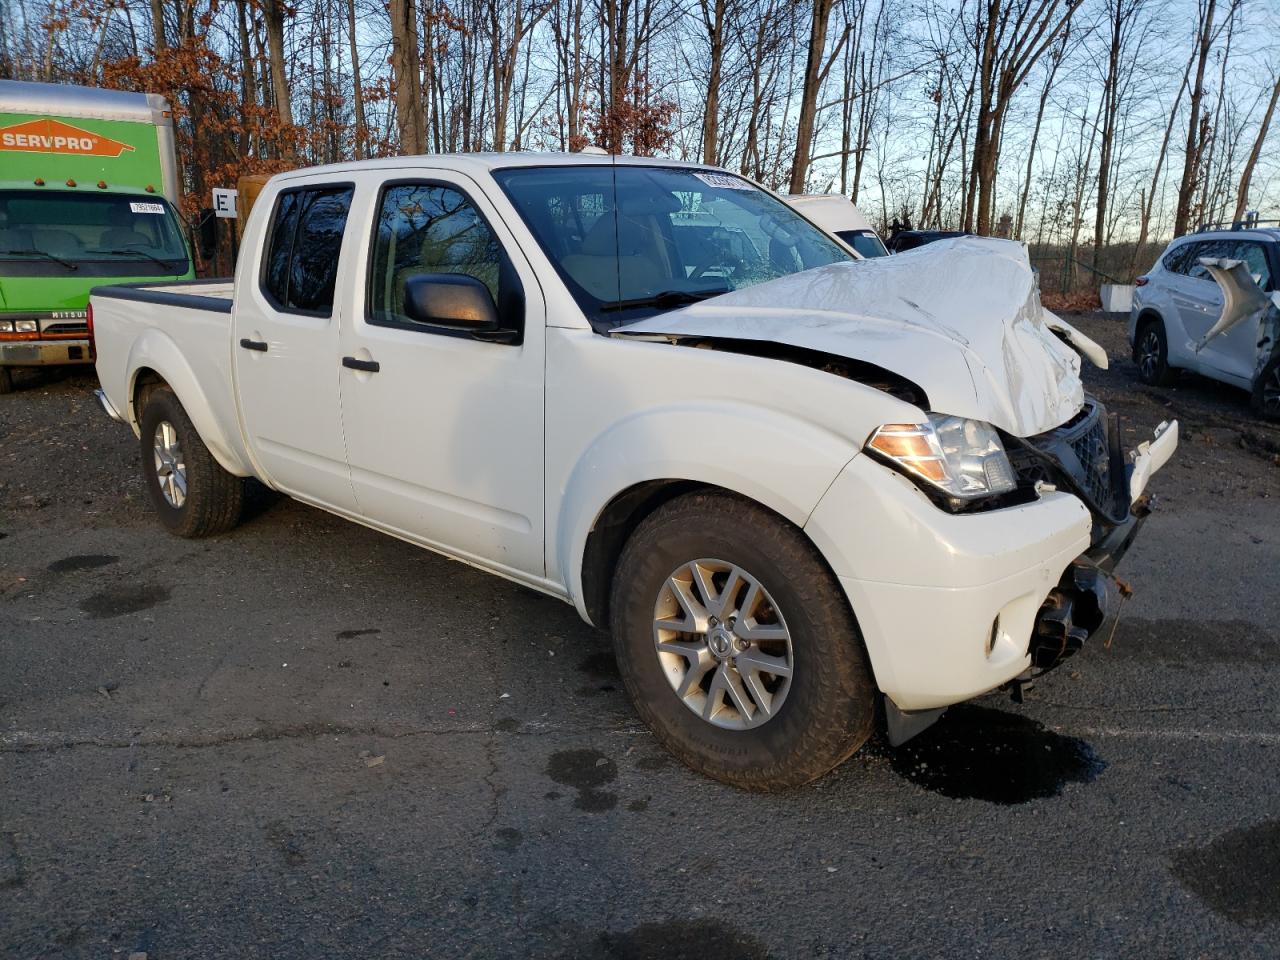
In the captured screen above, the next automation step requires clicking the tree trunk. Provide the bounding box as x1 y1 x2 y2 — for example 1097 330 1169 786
347 0 368 158
700 0 726 165
1092 0 1126 272
1015 54 1058 240
389 0 426 154
1231 70 1279 224
789 0 836 194
1128 53 1192 277
263 0 294 129
148 0 166 52
1173 0 1217 237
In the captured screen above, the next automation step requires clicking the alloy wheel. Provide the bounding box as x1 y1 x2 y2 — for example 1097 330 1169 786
152 420 188 508
651 558 794 730
1138 329 1161 381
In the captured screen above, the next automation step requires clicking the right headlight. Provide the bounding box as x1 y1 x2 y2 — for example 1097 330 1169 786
866 414 1017 502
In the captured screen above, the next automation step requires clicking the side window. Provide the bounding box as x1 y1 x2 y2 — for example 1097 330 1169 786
1187 239 1233 281
1162 242 1196 275
263 191 300 305
261 185 353 315
369 183 505 327
1231 241 1273 291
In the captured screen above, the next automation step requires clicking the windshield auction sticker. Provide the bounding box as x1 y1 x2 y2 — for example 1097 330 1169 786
693 172 752 191
129 202 166 214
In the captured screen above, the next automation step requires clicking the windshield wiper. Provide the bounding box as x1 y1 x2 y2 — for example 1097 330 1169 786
600 288 730 313
87 248 180 269
2 247 78 270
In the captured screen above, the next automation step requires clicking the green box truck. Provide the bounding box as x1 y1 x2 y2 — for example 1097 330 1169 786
0 79 194 394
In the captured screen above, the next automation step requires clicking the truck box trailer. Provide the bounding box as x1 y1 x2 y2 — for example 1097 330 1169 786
0 79 194 394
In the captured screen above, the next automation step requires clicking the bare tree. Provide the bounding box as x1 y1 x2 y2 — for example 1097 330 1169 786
1092 0 1147 271
789 0 847 194
389 0 426 153
1232 69 1280 223
963 0 1085 235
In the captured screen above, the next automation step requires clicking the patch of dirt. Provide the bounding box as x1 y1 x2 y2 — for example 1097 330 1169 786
0 369 149 531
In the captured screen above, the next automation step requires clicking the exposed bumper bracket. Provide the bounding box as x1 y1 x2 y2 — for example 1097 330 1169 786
884 698 947 746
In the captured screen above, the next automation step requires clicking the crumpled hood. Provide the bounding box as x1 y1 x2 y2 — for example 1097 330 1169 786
616 236 1085 436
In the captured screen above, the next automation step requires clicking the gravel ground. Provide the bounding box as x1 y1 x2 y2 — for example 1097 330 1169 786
2 326 1278 959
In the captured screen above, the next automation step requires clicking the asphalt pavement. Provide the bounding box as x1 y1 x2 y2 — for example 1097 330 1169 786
2 323 1278 958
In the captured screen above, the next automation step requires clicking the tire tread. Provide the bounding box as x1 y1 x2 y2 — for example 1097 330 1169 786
610 490 876 790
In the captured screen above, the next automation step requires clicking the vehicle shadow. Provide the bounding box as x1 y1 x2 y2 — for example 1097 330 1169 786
860 702 1106 805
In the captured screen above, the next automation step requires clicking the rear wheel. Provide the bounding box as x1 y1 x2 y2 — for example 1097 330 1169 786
609 491 876 790
0 367 14 395
1134 318 1177 386
138 385 244 537
1253 354 1280 422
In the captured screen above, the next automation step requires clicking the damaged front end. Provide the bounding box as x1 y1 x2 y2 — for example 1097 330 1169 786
1004 398 1167 677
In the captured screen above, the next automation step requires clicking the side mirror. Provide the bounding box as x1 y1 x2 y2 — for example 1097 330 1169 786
402 273 499 332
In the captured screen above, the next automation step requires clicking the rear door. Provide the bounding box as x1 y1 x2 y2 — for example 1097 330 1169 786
335 170 546 577
233 182 359 511
1204 239 1275 382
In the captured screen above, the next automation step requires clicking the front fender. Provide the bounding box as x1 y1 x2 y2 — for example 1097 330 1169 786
126 328 252 476
556 401 858 624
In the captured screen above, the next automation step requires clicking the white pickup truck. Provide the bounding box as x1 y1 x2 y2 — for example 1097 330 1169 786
90 154 1178 788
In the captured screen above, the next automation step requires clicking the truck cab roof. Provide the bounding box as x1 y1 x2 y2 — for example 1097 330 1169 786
273 152 714 184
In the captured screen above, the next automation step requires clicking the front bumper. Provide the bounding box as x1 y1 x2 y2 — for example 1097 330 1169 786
0 339 92 366
805 413 1178 717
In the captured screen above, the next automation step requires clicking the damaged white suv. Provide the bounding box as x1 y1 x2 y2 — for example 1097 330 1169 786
1131 225 1280 416
89 156 1177 788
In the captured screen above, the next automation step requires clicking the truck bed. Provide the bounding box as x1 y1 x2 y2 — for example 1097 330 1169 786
91 277 234 313
91 277 253 477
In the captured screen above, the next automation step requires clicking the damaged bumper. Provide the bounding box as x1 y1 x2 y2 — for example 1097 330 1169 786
808 402 1177 743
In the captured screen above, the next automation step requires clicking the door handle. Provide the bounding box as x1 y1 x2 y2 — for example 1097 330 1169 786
239 338 268 352
342 356 380 373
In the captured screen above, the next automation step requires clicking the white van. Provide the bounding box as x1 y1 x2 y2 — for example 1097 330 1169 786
786 194 889 258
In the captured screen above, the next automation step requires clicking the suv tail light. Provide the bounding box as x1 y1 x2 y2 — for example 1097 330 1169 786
86 303 96 361
1135 276 1149 287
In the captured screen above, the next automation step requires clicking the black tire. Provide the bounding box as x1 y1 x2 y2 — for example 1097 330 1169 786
137 384 244 537
1133 317 1177 386
0 367 14 395
609 490 876 790
1252 353 1280 421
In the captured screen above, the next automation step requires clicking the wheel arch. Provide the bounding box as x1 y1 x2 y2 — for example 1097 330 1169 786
576 479 861 636
556 403 864 629
124 330 253 476
1134 307 1165 335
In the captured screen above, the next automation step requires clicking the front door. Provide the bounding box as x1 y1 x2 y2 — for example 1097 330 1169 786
337 171 545 577
1206 239 1274 383
233 182 359 512
1172 239 1228 369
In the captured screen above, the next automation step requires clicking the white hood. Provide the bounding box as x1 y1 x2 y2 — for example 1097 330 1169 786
616 237 1086 437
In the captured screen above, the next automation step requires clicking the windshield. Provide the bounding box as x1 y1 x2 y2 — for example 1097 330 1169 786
836 229 888 258
0 190 188 274
493 165 854 325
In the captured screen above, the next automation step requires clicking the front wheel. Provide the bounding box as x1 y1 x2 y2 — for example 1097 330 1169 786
610 491 876 789
1253 353 1280 421
138 385 244 537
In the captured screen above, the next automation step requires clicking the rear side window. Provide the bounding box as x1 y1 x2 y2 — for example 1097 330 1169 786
1231 241 1273 291
261 185 353 315
1161 242 1197 274
1187 239 1234 281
